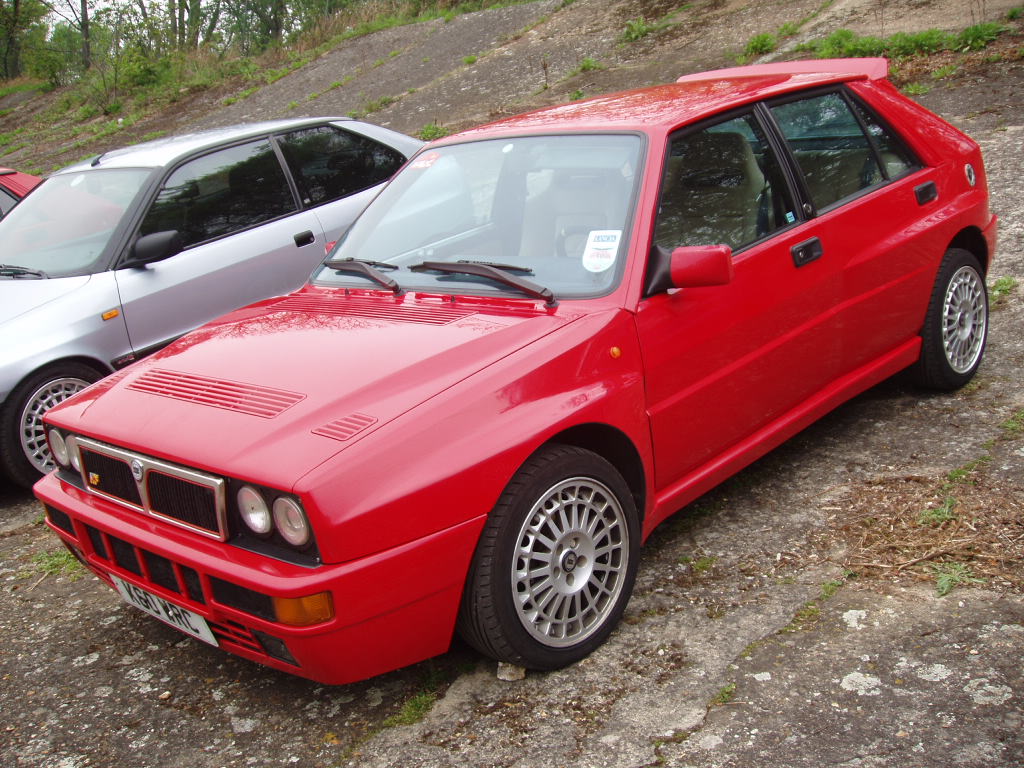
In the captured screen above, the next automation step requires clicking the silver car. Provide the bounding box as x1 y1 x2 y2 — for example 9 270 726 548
0 118 421 487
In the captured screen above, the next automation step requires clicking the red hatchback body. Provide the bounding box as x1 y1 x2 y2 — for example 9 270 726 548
36 59 995 685
0 167 41 218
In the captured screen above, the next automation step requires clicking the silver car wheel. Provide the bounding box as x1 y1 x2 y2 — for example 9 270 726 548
20 376 92 473
512 476 629 647
941 265 987 375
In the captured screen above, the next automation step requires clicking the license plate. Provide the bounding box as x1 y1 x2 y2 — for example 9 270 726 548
112 575 218 647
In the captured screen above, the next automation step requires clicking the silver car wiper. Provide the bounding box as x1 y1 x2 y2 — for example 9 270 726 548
323 257 401 295
410 260 556 307
0 264 47 279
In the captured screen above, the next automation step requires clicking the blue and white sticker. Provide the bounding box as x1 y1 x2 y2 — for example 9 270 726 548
582 230 621 273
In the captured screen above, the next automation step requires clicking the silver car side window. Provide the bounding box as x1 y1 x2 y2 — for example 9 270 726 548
140 139 296 249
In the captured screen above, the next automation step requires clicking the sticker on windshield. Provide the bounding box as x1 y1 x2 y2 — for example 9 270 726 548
582 230 621 273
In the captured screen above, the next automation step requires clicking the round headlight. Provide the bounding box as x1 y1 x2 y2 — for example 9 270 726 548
273 497 310 547
49 429 69 468
237 486 272 535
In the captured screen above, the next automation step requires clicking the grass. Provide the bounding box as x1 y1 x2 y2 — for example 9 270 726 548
31 549 83 579
918 497 957 526
931 562 985 596
989 276 1018 308
710 682 736 706
418 122 449 140
799 21 1010 60
382 690 437 726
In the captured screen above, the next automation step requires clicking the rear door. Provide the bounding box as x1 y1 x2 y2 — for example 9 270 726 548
114 137 326 354
766 87 924 376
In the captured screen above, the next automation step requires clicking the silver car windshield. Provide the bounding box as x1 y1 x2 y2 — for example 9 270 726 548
313 134 642 300
0 168 151 277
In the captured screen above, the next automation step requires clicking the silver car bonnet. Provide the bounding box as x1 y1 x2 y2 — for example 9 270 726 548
0 275 92 325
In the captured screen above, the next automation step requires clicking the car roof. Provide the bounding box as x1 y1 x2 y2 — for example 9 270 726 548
0 167 41 197
55 117 357 174
443 58 890 141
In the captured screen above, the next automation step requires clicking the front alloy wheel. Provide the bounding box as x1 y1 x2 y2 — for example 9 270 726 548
459 444 639 670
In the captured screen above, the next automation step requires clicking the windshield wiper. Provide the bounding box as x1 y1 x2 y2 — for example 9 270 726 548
410 260 556 307
323 257 401 295
0 264 47 279
454 259 535 275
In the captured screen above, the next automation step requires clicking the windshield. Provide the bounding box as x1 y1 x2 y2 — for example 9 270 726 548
0 168 151 277
313 134 642 300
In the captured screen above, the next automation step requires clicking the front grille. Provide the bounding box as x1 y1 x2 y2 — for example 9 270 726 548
70 437 227 540
148 471 219 533
81 449 142 506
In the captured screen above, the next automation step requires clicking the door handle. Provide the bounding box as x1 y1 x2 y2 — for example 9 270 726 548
914 180 938 205
791 236 823 268
294 230 315 247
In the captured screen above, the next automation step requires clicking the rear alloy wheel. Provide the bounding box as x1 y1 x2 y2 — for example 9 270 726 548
0 363 102 487
914 248 988 391
458 444 639 670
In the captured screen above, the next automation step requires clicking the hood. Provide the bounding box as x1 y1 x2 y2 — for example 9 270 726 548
0 275 93 324
51 286 580 488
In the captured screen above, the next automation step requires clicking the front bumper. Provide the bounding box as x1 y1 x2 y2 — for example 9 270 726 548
34 471 484 685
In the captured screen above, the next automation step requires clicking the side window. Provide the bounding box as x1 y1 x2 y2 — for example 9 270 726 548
140 139 295 249
771 91 896 211
852 100 917 180
655 112 796 252
0 186 17 217
276 126 406 207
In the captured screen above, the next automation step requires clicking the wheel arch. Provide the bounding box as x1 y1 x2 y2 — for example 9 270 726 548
948 227 989 273
542 422 647 526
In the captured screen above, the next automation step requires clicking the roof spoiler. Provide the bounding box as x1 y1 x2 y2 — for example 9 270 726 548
676 58 889 83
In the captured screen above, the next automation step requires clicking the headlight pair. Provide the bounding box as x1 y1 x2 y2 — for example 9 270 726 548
237 486 311 548
47 428 81 472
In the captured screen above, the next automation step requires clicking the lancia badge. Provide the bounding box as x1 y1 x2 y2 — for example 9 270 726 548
130 459 144 482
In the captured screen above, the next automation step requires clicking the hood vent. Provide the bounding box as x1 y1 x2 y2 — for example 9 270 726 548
128 369 305 418
313 413 378 442
274 295 473 325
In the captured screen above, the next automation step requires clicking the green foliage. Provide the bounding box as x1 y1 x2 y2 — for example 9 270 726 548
918 497 957 526
955 22 1005 51
931 562 985 596
569 89 585 100
462 54 478 65
578 56 603 72
621 17 656 43
710 682 736 706
382 690 437 727
418 122 449 140
803 21 1009 60
902 82 931 96
1000 408 1024 438
31 549 82 579
744 32 778 57
931 64 959 80
1008 7 1023 21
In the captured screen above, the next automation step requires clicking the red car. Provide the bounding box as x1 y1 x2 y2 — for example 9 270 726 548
0 167 40 218
36 59 995 685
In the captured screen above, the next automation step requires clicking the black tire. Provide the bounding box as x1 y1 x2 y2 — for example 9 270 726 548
457 444 640 670
913 248 988 391
0 362 103 488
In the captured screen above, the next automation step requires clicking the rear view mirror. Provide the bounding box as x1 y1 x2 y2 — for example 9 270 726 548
123 230 183 268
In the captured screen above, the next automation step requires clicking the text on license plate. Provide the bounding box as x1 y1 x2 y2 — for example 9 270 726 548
112 575 218 647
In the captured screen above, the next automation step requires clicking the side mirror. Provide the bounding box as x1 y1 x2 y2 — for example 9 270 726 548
644 244 734 295
669 244 734 288
123 230 183 268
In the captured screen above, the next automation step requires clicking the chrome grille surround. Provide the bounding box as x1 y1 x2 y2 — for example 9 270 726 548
70 435 228 541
